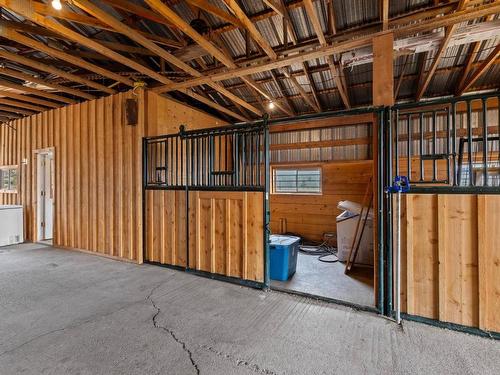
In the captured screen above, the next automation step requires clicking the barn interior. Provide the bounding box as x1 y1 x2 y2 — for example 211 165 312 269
0 2 499 371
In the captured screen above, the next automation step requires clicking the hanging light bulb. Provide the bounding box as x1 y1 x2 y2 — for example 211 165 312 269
268 101 275 110
52 0 62 10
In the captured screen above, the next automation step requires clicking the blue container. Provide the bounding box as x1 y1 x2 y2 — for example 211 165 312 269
269 235 300 281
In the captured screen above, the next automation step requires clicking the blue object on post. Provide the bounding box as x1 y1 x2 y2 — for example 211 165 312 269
269 234 300 281
385 175 410 193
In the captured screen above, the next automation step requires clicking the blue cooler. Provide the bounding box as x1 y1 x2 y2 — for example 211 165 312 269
269 235 300 281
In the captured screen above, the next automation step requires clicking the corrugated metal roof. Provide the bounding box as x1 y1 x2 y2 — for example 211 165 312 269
0 0 498 121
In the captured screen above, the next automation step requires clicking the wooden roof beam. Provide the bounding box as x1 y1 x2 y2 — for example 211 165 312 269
0 66 95 101
32 1 183 49
0 104 35 116
223 0 319 112
457 43 500 95
185 0 243 28
0 90 60 108
154 2 500 93
456 13 496 95
0 98 45 112
70 0 252 121
0 78 76 105
415 0 469 101
0 26 133 89
303 0 350 108
142 0 284 117
0 49 115 95
0 110 22 119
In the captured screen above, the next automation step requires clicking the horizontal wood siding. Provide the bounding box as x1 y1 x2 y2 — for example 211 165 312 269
145 190 264 282
400 194 500 332
270 160 373 241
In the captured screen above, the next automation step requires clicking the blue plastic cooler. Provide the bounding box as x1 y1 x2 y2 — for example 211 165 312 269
269 235 300 281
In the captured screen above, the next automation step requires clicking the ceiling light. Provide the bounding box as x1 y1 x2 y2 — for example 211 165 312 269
268 101 275 110
52 0 62 10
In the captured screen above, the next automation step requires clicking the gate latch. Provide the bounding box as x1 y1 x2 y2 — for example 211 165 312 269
386 176 410 193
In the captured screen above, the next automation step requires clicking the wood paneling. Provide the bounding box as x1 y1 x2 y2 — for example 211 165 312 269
146 90 226 136
270 160 373 242
0 91 145 261
400 194 500 332
145 190 264 282
0 88 223 263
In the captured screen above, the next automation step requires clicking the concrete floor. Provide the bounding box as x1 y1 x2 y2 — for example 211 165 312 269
1 244 499 375
271 252 374 307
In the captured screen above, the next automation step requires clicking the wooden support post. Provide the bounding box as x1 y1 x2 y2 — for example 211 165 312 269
373 32 394 106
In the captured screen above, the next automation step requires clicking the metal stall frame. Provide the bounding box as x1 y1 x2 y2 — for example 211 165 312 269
142 117 270 290
383 91 500 339
142 107 388 315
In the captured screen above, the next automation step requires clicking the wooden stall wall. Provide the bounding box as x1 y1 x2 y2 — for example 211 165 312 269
270 160 373 242
145 190 264 282
0 89 225 263
399 194 500 332
0 90 145 261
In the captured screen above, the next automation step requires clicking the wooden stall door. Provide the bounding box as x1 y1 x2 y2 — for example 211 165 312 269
399 194 500 333
145 190 264 283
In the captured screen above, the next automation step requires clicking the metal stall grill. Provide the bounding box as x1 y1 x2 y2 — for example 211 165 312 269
143 120 270 288
381 92 500 335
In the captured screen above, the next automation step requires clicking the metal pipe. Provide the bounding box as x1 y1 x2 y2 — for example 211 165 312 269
446 108 450 184
432 110 437 182
452 102 457 186
377 110 385 315
482 98 488 186
395 109 399 176
407 115 411 180
419 113 424 182
395 190 401 324
467 100 473 186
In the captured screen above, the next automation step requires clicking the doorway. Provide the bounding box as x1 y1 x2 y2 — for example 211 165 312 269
36 150 54 244
268 118 377 309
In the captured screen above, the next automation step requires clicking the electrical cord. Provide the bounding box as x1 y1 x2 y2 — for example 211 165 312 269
284 232 339 263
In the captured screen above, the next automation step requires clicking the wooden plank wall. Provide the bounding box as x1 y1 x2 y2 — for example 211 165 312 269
270 160 373 242
146 91 226 136
400 194 500 332
0 89 224 263
0 90 145 261
145 190 264 282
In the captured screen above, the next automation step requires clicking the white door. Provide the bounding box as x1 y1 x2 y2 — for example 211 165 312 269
37 152 54 241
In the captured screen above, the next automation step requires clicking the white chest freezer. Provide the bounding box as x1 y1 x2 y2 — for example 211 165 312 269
0 205 24 246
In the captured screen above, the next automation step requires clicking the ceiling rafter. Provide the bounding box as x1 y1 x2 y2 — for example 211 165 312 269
455 13 496 94
0 49 114 95
222 0 319 113
457 43 500 95
0 103 36 116
0 98 47 112
143 0 294 117
32 0 183 48
0 90 61 108
154 2 500 94
71 0 253 121
415 0 469 101
0 0 247 122
302 0 350 109
0 78 76 105
0 25 134 88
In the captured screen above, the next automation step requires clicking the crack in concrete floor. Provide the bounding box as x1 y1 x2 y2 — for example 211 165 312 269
146 283 200 375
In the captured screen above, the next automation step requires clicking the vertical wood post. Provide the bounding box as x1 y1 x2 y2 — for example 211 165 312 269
373 32 394 107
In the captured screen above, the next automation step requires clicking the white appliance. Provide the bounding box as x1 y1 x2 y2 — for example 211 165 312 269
336 200 373 266
0 205 24 246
